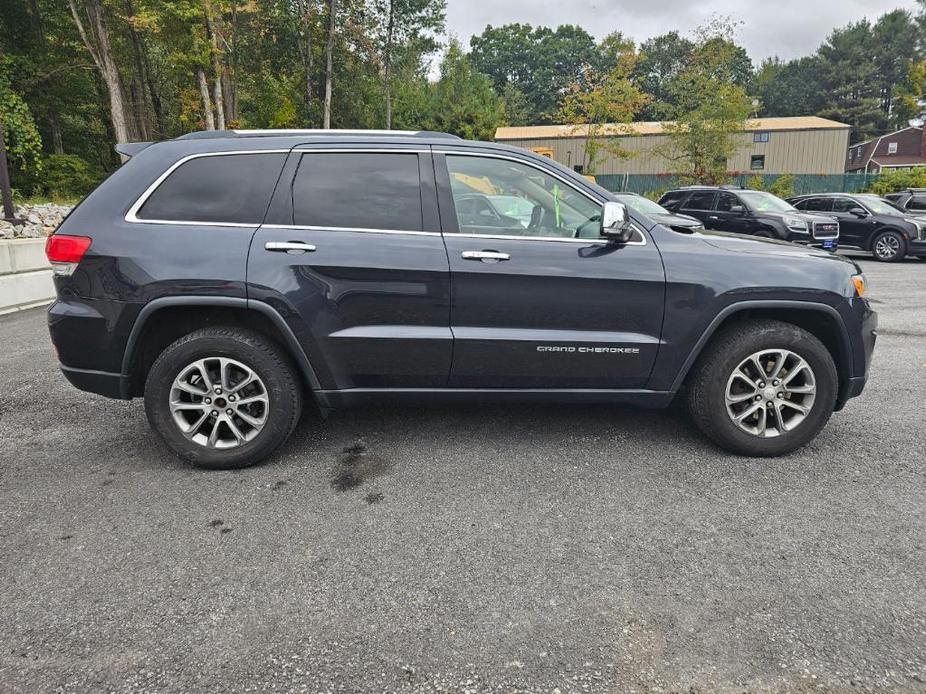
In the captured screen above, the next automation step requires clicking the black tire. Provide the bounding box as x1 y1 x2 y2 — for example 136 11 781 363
144 327 303 469
870 229 907 262
686 319 838 457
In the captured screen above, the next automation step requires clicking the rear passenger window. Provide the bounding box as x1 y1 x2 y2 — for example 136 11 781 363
909 196 926 210
684 191 716 210
136 153 285 224
291 152 422 231
799 197 832 212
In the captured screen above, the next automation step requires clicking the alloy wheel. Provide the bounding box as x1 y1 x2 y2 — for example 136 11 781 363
874 234 900 260
169 357 269 449
724 349 816 438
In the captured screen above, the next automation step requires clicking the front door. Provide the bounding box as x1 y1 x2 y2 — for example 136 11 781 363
711 191 754 236
830 197 873 248
435 150 665 389
247 147 452 390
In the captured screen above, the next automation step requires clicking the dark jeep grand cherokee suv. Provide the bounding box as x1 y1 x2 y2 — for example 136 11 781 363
46 130 876 468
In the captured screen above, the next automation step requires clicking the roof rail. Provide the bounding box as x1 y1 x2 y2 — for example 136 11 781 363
175 128 460 140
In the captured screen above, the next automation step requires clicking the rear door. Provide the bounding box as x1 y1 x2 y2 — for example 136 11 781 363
678 191 718 228
436 149 665 389
247 146 452 390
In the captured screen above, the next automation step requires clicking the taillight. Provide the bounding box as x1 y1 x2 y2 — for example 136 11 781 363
45 235 92 276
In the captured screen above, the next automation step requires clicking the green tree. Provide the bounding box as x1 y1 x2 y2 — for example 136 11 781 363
632 31 694 120
754 56 826 117
470 23 598 123
815 20 885 143
394 40 504 140
558 51 649 174
0 59 43 175
658 21 753 183
373 0 445 129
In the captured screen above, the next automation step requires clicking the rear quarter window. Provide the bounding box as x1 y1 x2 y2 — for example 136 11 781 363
135 152 286 224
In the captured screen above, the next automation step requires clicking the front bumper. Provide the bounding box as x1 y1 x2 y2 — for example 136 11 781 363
907 238 926 257
835 297 877 410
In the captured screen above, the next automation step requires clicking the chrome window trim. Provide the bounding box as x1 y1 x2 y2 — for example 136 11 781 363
125 147 429 227
261 224 440 237
434 149 647 246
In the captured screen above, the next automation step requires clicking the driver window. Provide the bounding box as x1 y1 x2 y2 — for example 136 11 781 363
716 192 740 212
445 155 601 239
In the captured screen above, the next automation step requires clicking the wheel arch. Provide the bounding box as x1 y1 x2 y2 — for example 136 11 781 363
122 297 327 408
671 301 852 396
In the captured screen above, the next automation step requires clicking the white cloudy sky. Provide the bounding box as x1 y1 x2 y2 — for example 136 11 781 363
445 0 919 62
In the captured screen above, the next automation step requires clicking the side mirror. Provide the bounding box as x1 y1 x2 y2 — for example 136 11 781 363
849 207 867 217
600 201 634 243
730 204 746 215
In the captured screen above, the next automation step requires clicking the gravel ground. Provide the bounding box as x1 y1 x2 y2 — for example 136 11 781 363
0 253 924 693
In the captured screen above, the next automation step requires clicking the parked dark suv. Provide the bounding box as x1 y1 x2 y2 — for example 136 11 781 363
883 188 926 217
46 130 876 468
788 192 926 261
658 186 840 250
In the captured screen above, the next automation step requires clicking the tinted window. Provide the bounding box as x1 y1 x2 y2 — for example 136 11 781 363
658 191 686 210
909 196 926 210
716 192 741 212
445 155 601 239
832 197 860 213
683 191 716 210
796 197 831 212
137 153 285 224
292 152 422 231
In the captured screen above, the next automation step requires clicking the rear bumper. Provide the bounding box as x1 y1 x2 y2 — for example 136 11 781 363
60 365 130 399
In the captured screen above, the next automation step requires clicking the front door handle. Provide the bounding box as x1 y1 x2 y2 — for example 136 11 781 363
461 250 510 262
265 241 317 253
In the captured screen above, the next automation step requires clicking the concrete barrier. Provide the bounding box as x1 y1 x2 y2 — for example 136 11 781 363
0 238 54 315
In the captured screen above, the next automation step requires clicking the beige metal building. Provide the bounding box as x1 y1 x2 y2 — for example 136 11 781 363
494 116 850 176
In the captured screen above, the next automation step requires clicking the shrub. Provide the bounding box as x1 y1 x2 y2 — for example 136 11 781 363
17 154 104 199
768 174 795 200
866 168 926 195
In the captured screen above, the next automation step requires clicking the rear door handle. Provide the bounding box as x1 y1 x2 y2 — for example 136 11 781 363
461 250 510 262
265 241 317 253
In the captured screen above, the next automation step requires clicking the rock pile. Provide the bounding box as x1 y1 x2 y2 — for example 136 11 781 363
0 203 74 239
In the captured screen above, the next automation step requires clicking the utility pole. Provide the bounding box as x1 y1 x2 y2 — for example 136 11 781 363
0 118 23 225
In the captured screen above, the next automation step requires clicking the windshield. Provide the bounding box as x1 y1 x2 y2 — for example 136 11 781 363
616 195 669 215
737 190 797 213
856 195 905 216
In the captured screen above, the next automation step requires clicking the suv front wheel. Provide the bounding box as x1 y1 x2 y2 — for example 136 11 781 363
687 320 838 456
144 327 303 469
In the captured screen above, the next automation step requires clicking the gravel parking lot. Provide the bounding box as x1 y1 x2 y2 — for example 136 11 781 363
1 253 924 693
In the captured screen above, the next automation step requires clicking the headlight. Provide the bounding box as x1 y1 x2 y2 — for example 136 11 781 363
851 274 866 297
784 216 808 232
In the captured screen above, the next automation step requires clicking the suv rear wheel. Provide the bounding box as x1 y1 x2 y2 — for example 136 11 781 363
144 327 302 469
687 320 837 456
